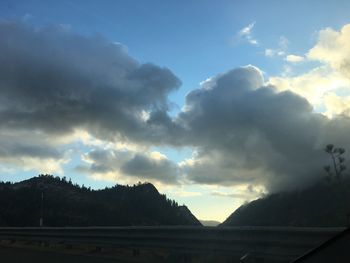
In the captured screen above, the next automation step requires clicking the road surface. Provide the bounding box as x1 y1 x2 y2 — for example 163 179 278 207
0 246 136 263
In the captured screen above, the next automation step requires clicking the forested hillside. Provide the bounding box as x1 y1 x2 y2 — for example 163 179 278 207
0 175 201 227
222 178 350 227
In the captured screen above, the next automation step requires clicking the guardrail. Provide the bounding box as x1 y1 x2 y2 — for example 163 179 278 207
0 226 345 262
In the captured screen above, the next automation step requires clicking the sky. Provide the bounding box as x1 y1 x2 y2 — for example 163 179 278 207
1 0 350 222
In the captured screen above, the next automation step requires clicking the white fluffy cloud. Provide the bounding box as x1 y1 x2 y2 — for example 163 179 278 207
270 24 350 117
264 36 288 57
269 66 349 109
234 22 258 46
285 54 304 63
307 25 350 77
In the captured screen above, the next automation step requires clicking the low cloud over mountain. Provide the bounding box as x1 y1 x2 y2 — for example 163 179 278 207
175 66 350 192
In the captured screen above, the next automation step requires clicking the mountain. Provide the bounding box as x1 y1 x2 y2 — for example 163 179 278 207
200 220 221 227
0 175 202 227
221 177 350 227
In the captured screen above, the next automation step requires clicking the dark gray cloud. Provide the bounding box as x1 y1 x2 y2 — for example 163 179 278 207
0 21 181 177
0 131 66 173
121 153 179 183
77 149 179 184
0 131 64 168
0 138 60 159
0 22 180 141
174 66 350 192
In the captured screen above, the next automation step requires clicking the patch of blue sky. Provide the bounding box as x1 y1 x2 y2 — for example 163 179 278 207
0 168 36 183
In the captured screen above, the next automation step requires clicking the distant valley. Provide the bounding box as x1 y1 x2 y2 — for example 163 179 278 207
199 220 221 227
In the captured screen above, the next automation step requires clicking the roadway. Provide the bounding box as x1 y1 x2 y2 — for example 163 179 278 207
0 246 123 263
0 226 344 263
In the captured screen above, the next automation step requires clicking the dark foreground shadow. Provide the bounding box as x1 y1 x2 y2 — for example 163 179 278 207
0 246 126 263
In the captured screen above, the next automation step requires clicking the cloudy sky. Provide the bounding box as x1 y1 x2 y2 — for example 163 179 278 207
1 0 350 222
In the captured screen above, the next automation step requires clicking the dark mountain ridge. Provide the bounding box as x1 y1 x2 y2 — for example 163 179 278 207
0 175 202 227
222 177 350 227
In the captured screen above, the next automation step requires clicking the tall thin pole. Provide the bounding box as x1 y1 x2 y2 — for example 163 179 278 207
40 191 44 227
